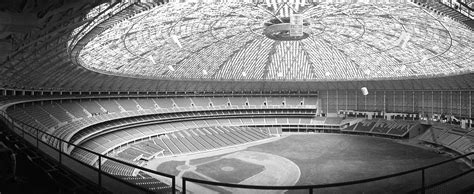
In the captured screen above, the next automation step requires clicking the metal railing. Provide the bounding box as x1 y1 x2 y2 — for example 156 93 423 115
0 110 176 194
182 153 473 193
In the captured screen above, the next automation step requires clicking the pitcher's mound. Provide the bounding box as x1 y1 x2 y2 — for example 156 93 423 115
221 166 234 171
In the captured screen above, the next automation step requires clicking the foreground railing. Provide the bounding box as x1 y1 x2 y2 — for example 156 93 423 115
182 152 473 193
0 109 472 193
0 110 176 194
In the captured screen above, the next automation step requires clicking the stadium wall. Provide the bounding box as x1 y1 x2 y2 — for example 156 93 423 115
320 89 473 119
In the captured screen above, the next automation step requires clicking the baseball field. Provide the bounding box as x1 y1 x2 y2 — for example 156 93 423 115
152 134 471 193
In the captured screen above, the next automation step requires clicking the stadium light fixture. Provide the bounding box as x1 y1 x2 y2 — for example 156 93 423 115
148 55 156 65
242 71 247 77
420 56 428 65
397 31 411 49
400 65 406 72
277 72 283 77
170 35 182 49
168 65 175 71
202 69 208 75
363 69 371 75
325 72 331 77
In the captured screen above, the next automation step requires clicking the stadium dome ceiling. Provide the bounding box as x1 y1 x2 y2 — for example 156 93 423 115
0 0 473 91
77 0 474 81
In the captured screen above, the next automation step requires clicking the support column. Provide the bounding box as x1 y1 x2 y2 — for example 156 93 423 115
450 91 453 116
345 90 348 111
459 91 462 118
422 91 425 116
375 91 377 111
403 91 405 113
364 92 367 111
326 90 329 114
355 90 358 110
336 90 339 113
441 91 443 114
431 91 434 118
393 91 396 112
383 91 386 113
470 91 472 120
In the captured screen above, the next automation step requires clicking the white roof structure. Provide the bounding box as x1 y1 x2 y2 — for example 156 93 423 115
76 1 474 81
0 0 472 91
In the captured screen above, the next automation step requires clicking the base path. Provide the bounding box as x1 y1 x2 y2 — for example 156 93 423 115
220 150 300 194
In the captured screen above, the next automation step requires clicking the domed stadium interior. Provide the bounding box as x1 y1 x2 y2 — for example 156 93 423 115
0 0 473 193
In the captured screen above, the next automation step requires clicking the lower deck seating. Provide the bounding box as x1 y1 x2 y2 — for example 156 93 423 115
102 159 136 176
65 107 318 148
152 126 272 155
135 99 156 110
324 117 343 125
118 171 171 193
419 123 473 157
116 99 139 111
101 161 171 192
342 119 417 137
72 125 274 166
267 127 283 135
98 100 122 113
7 96 318 138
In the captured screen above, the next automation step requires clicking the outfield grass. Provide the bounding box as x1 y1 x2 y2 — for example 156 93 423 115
245 134 470 193
154 134 471 193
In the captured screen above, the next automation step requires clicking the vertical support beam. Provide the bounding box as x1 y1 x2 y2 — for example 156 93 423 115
470 91 472 121
459 91 462 118
450 91 453 117
422 91 425 116
171 176 176 194
326 90 329 114
412 91 415 113
421 169 425 194
364 92 367 111
441 91 443 114
374 90 377 111
403 91 406 113
383 91 386 113
98 155 102 187
431 91 434 119
336 90 339 113
182 177 186 194
345 90 348 111
355 90 358 110
393 91 396 112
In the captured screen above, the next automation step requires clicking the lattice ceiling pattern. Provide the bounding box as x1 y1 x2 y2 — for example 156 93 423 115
78 1 474 81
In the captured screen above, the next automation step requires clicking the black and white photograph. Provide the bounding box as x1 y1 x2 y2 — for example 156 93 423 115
0 0 473 193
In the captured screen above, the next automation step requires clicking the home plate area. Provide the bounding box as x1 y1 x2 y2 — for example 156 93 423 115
176 151 300 194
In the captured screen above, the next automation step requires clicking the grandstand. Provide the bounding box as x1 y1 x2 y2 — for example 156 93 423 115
0 0 473 193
